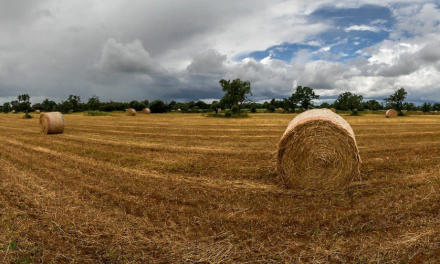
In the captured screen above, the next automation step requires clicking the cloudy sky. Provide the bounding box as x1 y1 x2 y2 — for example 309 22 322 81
0 0 439 105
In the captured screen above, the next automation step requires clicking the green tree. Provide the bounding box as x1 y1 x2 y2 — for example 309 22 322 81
10 100 19 112
384 88 407 115
219 78 252 114
148 100 168 113
285 86 320 110
67 95 83 112
334 92 363 113
421 102 432 113
363 99 382 111
86 95 101 111
41 99 58 112
432 103 440 111
17 94 31 117
2 102 11 113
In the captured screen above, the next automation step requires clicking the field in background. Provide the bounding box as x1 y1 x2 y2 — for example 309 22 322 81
1 112 440 263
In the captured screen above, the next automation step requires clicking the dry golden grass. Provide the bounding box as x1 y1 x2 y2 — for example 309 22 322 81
1 112 440 263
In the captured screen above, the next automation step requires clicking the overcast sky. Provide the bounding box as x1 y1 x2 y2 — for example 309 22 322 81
0 0 439 105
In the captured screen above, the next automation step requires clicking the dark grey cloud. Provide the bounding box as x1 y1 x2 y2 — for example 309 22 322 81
187 50 227 75
97 38 166 74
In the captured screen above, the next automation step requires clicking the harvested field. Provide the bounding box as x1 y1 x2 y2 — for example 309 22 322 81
1 112 440 263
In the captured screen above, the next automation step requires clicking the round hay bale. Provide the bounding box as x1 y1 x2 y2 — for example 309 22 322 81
385 109 397 118
177 108 181 112
39 112 65 134
277 109 361 190
12 110 15 113
35 110 40 114
126 108 136 116
142 108 151 114
330 108 336 113
216 108 221 113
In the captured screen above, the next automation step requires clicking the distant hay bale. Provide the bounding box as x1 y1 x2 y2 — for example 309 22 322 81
177 108 181 112
12 110 15 113
39 112 65 134
277 109 361 190
126 108 136 116
402 110 408 115
330 108 336 112
385 109 397 118
142 108 151 114
35 110 40 114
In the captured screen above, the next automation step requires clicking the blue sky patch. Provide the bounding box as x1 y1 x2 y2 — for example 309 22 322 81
238 4 395 63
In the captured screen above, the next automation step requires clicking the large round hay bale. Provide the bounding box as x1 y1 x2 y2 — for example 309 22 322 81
39 112 65 134
126 108 136 116
277 109 361 190
385 109 397 118
142 108 151 114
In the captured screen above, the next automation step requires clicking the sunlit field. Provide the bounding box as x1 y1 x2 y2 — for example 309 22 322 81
1 112 440 263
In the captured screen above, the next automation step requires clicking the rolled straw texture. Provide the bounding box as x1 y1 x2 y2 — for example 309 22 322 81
39 112 65 134
385 109 397 118
142 108 151 114
277 109 361 189
126 108 136 116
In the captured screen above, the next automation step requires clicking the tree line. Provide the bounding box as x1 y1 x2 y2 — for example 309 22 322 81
1 81 438 115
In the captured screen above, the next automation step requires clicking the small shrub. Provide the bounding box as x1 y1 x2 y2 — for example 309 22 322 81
224 111 232 117
22 113 32 119
350 109 359 116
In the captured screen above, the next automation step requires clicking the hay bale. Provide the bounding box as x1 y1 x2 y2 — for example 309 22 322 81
35 110 40 114
385 109 397 118
216 108 221 113
330 108 336 113
12 110 15 113
277 109 361 190
126 108 136 116
177 108 181 112
142 108 151 114
39 112 65 134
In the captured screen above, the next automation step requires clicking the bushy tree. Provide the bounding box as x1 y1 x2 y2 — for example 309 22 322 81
421 102 432 113
285 86 319 110
432 103 440 111
219 78 252 114
384 88 407 114
363 99 382 111
2 102 11 113
334 92 363 113
148 100 168 113
41 99 58 112
67 95 83 112
86 95 101 111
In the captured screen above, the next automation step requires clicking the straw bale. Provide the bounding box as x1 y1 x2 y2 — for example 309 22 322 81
35 110 40 114
39 112 65 134
177 109 181 112
385 109 397 118
142 108 151 114
12 110 15 113
126 108 136 116
277 109 361 190
216 108 222 113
